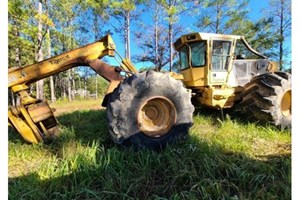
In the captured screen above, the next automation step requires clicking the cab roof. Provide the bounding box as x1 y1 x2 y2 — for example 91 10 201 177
174 32 243 50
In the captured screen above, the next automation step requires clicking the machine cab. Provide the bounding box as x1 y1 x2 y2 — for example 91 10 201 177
174 32 271 88
174 33 240 87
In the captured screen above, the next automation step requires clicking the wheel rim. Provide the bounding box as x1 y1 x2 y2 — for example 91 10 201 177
137 96 177 138
281 90 291 117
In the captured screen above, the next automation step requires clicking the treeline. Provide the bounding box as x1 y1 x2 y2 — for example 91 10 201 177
8 0 291 103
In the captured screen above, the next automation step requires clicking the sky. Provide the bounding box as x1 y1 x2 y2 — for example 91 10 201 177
107 0 272 69
72 0 281 75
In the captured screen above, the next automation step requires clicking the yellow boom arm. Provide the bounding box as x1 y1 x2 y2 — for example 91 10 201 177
8 35 138 144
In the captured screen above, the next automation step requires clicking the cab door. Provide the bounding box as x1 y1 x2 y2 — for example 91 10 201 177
209 40 233 84
179 41 207 87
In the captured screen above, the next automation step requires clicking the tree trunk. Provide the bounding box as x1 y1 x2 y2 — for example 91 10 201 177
68 70 72 101
94 15 99 99
124 11 131 59
84 77 87 98
279 0 284 70
12 22 21 106
95 76 98 99
216 5 221 34
72 68 75 99
36 0 44 99
79 76 82 97
47 28 56 102
15 26 21 67
63 78 67 99
168 0 173 71
168 22 173 72
50 76 55 102
94 14 99 40
155 3 159 71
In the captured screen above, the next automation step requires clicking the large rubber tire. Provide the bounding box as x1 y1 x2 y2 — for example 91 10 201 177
240 72 291 128
107 70 194 149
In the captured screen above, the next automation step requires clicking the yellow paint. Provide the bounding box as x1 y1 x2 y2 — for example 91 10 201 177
8 34 140 144
193 87 235 108
182 67 206 87
168 72 184 80
8 109 39 144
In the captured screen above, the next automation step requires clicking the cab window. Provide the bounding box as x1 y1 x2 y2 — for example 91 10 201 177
179 46 189 69
178 41 206 70
212 40 231 71
190 42 206 67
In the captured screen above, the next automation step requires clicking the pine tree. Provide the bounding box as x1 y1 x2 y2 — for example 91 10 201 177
36 0 44 99
110 0 145 59
134 0 170 71
158 0 193 71
266 0 291 70
195 0 249 34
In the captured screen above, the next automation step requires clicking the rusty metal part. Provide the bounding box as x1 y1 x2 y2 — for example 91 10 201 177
27 101 55 123
46 125 60 138
88 59 123 82
281 90 291 117
38 118 59 139
137 96 177 138
26 101 59 140
88 60 123 107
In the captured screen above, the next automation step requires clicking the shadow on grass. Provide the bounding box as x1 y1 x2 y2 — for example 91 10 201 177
56 109 114 145
8 105 285 145
193 105 283 129
8 109 291 199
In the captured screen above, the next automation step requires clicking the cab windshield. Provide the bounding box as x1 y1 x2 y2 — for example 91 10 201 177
179 41 206 70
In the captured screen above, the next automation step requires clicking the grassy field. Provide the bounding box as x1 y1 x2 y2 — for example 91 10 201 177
8 99 291 199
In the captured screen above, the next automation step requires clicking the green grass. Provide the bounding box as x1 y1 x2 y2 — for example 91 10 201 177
8 100 291 199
